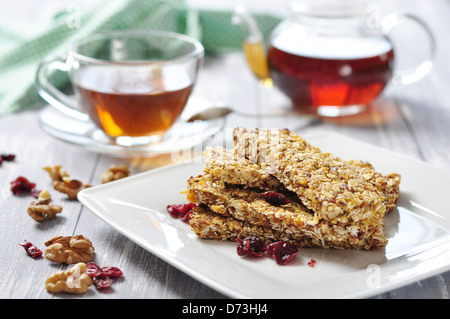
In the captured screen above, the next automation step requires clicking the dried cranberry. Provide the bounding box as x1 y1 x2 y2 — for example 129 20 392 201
307 259 317 267
93 276 113 289
86 262 123 290
267 241 299 265
167 202 196 221
1 154 15 161
86 262 103 278
0 154 15 166
101 266 123 278
180 208 194 221
19 240 42 258
261 191 290 205
167 204 182 217
236 236 267 257
10 176 36 196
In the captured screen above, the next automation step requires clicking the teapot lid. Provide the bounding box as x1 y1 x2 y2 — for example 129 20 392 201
289 0 368 19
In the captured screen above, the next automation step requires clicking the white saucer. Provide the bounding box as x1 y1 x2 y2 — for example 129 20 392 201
38 97 226 157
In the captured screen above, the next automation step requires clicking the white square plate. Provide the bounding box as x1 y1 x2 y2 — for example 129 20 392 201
78 131 450 298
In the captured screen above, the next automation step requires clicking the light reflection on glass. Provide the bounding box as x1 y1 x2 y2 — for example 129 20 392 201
105 198 185 253
384 207 449 261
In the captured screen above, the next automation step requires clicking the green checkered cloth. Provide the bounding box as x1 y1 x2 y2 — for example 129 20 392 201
0 0 281 116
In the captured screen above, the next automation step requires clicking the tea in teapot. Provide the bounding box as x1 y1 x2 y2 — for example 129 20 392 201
268 22 394 116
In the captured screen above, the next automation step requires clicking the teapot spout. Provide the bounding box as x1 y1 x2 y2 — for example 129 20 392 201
232 5 272 87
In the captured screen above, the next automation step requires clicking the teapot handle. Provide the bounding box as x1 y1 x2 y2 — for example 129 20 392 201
381 13 436 85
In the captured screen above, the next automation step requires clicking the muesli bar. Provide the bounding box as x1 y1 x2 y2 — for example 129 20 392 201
204 146 400 213
185 174 387 250
346 159 400 213
203 146 282 191
189 205 314 247
232 127 388 223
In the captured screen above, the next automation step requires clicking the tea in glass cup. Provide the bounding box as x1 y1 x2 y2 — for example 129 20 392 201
36 30 204 146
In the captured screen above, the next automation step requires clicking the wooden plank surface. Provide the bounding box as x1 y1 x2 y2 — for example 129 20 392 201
1 0 450 299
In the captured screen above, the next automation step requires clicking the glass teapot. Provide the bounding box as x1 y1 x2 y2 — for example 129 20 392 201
233 0 435 117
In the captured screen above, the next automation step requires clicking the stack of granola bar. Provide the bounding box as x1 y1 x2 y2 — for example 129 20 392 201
185 128 400 250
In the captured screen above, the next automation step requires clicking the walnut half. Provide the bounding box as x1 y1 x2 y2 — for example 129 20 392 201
45 262 92 294
27 190 62 221
42 164 69 182
53 178 91 200
101 164 130 183
44 235 94 264
42 165 91 199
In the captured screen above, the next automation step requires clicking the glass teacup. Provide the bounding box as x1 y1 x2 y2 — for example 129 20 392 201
36 30 204 146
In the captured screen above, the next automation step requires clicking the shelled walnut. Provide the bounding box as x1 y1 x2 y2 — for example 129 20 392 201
42 164 69 182
43 165 91 199
27 190 62 221
44 235 94 264
53 177 91 199
45 262 92 294
101 164 130 183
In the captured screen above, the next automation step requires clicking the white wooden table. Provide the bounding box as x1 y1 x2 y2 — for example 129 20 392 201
1 0 450 300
